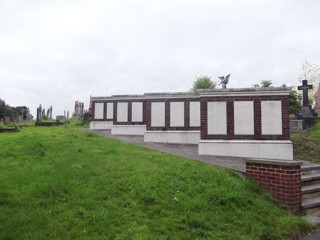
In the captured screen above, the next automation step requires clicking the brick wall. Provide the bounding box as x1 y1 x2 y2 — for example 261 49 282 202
200 95 290 140
245 159 302 213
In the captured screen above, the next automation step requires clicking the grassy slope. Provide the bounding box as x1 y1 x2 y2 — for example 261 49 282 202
292 123 320 162
0 125 312 239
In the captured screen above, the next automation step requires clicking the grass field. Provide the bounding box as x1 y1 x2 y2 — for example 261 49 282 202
292 122 320 162
0 124 312 239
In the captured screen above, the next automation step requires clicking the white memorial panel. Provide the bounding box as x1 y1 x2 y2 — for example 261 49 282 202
94 103 104 120
151 102 165 127
106 102 113 119
234 101 254 135
117 102 128 122
207 102 227 135
132 102 143 122
261 101 282 135
189 102 200 127
170 102 184 127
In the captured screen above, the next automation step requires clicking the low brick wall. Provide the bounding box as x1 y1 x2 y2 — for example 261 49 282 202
245 159 302 214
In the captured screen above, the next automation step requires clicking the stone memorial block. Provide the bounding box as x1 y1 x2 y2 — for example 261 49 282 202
170 102 184 127
132 102 143 122
189 101 200 127
117 102 128 122
234 101 254 135
94 103 104 119
106 102 114 119
261 101 282 135
151 102 165 127
207 102 227 135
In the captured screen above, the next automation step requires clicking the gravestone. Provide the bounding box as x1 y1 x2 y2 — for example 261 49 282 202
4 116 10 125
298 80 314 117
49 106 53 119
0 118 3 125
297 80 318 129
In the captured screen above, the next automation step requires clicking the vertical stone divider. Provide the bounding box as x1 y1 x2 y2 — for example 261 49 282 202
245 159 302 214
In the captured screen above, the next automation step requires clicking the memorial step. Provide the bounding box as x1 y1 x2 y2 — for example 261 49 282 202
302 197 320 216
301 173 320 186
302 184 320 200
301 165 320 176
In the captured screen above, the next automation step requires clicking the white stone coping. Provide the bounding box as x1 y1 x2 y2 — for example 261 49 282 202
199 140 292 144
245 158 302 166
199 87 291 97
145 130 201 133
91 87 290 101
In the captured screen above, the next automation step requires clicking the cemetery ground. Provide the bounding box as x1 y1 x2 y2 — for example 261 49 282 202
0 124 314 240
291 123 320 162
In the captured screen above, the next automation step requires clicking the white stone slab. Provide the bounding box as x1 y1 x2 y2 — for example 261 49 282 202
117 102 128 122
261 101 282 135
170 102 184 127
234 101 254 135
144 131 200 144
190 102 200 127
151 102 165 127
198 140 293 160
111 125 146 135
132 102 143 122
106 102 113 119
90 121 113 130
207 102 227 134
94 103 104 120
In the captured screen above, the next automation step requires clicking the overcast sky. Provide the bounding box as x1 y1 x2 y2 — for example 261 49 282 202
1 0 319 118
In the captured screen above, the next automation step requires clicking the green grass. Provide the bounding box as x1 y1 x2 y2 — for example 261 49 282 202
0 125 312 239
292 122 320 162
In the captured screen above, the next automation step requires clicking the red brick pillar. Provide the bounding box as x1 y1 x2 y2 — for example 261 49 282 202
245 159 302 214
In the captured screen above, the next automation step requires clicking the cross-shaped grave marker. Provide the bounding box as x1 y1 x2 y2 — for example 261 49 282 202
298 80 313 106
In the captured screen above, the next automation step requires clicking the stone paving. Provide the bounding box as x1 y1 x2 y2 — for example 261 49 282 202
90 129 247 172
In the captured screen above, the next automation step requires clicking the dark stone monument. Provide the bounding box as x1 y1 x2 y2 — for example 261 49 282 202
297 80 319 130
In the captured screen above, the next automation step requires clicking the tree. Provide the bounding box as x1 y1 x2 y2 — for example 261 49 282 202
191 76 216 91
289 89 301 117
299 60 320 105
252 80 273 88
260 80 273 87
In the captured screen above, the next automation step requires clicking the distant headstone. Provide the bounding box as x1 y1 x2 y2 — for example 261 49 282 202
4 116 10 125
74 101 84 118
49 106 53 119
0 118 3 125
56 115 66 121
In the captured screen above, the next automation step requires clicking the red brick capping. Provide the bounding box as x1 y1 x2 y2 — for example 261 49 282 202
245 159 302 214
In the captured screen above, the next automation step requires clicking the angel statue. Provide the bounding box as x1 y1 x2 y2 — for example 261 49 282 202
218 74 231 89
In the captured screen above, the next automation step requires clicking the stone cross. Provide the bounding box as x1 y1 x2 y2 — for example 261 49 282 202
298 80 313 106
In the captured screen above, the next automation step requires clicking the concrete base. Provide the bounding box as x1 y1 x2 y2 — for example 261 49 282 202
198 140 293 160
111 125 146 135
144 131 200 144
90 121 113 130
